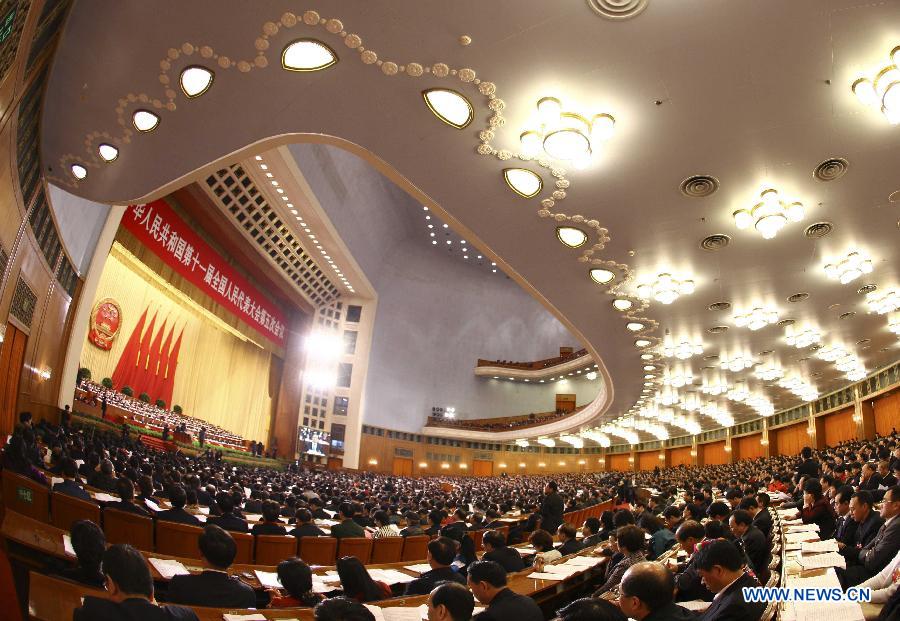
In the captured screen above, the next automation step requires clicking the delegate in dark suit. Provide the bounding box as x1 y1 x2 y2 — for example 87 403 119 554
557 538 584 557
540 492 564 535
700 572 766 621
752 510 772 539
155 507 202 526
330 518 365 539
835 514 858 548
474 587 544 621
482 546 525 573
740 526 771 578
52 479 92 502
291 522 325 538
166 570 257 608
674 554 714 602
843 512 885 562
842 517 900 585
207 513 249 533
74 596 199 621
404 566 466 595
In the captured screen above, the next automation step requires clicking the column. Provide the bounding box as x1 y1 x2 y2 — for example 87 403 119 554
854 385 876 440
270 312 310 459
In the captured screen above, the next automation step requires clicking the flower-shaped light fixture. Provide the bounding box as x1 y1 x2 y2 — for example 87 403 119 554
557 226 588 248
733 305 779 331
866 289 900 315
785 324 822 349
559 434 584 449
515 439 529 447
662 368 694 388
889 312 900 335
720 352 755 372
671 415 701 435
655 387 681 407
612 298 633 311
700 374 730 396
755 363 784 381
536 437 556 447
635 272 695 305
519 97 615 169
727 381 751 403
733 188 804 239
823 250 874 284
851 46 900 124
835 353 867 381
601 424 639 445
777 375 818 402
745 394 775 417
281 39 338 71
423 88 474 129
503 168 543 198
662 335 703 360
679 393 703 412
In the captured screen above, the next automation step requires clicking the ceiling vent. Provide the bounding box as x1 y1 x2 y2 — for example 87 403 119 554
680 174 720 197
839 311 856 319
858 283 877 295
586 0 650 20
758 349 774 355
700 234 730 251
856 338 870 345
813 157 849 181
707 326 729 334
707 301 731 311
777 318 795 327
703 354 719 361
804 222 834 239
787 292 809 303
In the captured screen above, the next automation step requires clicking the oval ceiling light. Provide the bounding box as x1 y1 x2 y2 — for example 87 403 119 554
556 226 587 248
503 168 543 198
640 353 655 360
132 109 160 132
634 339 652 348
70 164 87 180
422 88 473 129
589 268 616 285
612 299 633 311
282 38 338 71
98 143 118 162
626 322 646 332
180 65 214 98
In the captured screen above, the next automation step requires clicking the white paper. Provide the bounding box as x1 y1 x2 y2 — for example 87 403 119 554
74 460 84 469
63 534 76 557
404 564 432 574
144 498 162 512
323 509 337 518
198 506 210 515
243 487 252 499
92 492 118 503
254 570 282 589
148 557 190 579
195 514 208 523
796 552 846 570
801 540 839 554
364 606 387 621
244 514 262 523
527 572 566 580
677 600 710 612
787 524 819 533
315 571 342 583
369 568 416 584
785 532 820 543
379 607 426 621
223 615 267 621
312 580 338 594
563 556 604 567
542 565 583 577
51 477 64 487
515 546 538 555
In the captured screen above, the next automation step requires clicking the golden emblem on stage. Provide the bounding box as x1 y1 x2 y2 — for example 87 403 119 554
88 298 122 350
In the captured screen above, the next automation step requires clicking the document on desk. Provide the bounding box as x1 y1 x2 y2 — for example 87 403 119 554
63 534 75 557
404 563 432 574
796 552 846 570
542 564 584 577
564 556 605 567
801 540 839 554
787 524 820 533
254 570 282 589
785 531 820 543
528 572 566 580
222 614 267 621
369 568 416 584
144 498 162 512
148 557 190 579
92 492 118 503
676 600 710 612
515 546 538 555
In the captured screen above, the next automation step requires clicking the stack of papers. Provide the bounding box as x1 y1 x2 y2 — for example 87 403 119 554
515 546 537 555
563 556 604 567
404 564 432 574
369 568 415 584
676 601 710 612
254 570 282 589
144 498 162 512
541 565 583 578
801 540 839 554
528 572 566 580
797 552 846 570
198 506 210 515
63 534 75 557
785 532 820 543
787 524 819 533
92 493 118 503
244 514 262 523
365 605 427 621
222 614 267 621
148 558 190 579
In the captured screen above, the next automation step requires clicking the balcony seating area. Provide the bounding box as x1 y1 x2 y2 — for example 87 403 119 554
475 348 589 371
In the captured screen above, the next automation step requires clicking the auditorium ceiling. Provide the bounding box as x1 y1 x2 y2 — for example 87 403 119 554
39 0 900 443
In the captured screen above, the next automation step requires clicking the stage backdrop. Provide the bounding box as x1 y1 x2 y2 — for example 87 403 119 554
79 244 276 442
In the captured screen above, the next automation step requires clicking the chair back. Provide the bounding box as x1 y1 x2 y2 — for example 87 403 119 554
232 531 254 564
0 549 23 621
2 470 49 521
370 536 403 563
50 492 101 530
400 535 429 561
102 508 154 550
155 521 203 558
299 536 337 565
255 535 299 565
28 570 107 621
336 537 373 564
497 525 510 540
471 529 486 551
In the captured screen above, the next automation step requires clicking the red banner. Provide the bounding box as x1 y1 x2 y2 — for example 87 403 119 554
122 200 286 346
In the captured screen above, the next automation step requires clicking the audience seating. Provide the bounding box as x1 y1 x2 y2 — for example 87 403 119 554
1 470 50 522
336 537 372 564
370 536 404 563
298 536 337 565
471 529 486 551
232 531 254 564
0 549 24 621
50 491 102 531
255 534 299 565
102 508 154 550
155 521 203 558
399 535 429 561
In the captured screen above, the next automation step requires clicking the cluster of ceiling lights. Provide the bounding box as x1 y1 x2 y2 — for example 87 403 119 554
720 352 756 372
255 155 354 293
777 375 818 402
851 45 900 124
733 306 779 331
69 38 341 180
733 188 804 239
662 335 703 360
816 344 866 382
635 273 695 305
518 97 615 169
866 289 900 315
662 368 692 388
890 312 900 336
785 324 822 349
823 250 874 284
755 363 784 381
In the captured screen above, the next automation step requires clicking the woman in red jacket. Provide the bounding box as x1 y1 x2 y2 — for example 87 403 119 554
800 479 837 539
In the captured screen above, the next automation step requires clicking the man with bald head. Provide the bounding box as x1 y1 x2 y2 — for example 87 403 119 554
619 561 697 621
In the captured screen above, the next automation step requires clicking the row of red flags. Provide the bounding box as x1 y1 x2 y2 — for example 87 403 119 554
110 307 183 406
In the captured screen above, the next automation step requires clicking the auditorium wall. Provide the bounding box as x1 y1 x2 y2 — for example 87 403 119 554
821 407 856 447
667 446 693 467
734 433 765 461
873 390 899 436
772 421 809 457
78 248 275 441
290 144 601 432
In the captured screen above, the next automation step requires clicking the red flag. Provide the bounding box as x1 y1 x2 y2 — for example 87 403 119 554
142 317 167 402
132 311 157 396
111 307 148 390
158 328 183 408
148 322 175 404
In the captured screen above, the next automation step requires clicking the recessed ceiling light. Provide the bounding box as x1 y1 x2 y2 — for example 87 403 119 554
281 39 338 71
98 143 118 162
643 365 656 371
70 164 87 180
180 66 214 98
612 299 633 311
626 322 645 332
589 268 615 285
132 109 160 132
422 88 474 129
634 339 651 348
640 353 654 360
502 168 543 198
556 226 587 248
